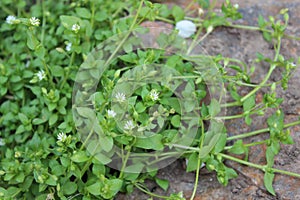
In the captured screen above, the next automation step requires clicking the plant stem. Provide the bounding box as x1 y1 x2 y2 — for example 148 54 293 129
225 23 300 40
119 146 132 179
190 120 205 200
224 139 269 150
104 0 144 67
155 16 174 24
135 183 170 199
41 0 46 45
218 153 300 178
240 37 281 102
186 27 211 55
227 120 300 141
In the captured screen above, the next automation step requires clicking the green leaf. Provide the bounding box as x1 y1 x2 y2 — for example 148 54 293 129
135 102 146 113
76 7 92 19
245 114 252 125
62 182 77 195
266 147 275 167
92 164 106 178
264 172 276 196
134 134 164 150
243 95 255 111
201 103 209 118
18 113 28 124
27 30 39 50
95 10 108 22
71 151 89 163
171 115 181 128
186 152 198 172
155 178 169 191
200 133 221 158
160 97 181 114
172 5 185 22
102 179 123 199
6 187 21 198
99 135 114 152
87 182 101 196
49 113 58 126
213 133 227 153
76 107 95 119
228 140 245 155
124 163 144 174
209 99 221 117
60 15 81 29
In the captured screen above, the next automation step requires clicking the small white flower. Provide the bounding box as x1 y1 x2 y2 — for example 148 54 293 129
66 42 72 52
207 25 213 33
124 120 135 130
71 24 80 33
149 89 159 101
115 92 126 102
0 138 5 146
175 20 197 38
6 15 17 24
30 17 40 26
107 109 116 118
57 132 67 142
36 70 46 81
233 4 239 9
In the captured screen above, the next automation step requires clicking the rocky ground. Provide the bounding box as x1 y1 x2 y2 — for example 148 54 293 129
117 1 300 199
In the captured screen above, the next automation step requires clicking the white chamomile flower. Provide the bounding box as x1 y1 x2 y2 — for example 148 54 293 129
30 17 40 26
124 120 135 130
36 70 46 81
115 92 126 102
66 42 72 52
71 24 80 33
233 4 239 9
57 132 67 142
6 15 17 24
175 20 197 38
107 109 116 118
149 89 159 101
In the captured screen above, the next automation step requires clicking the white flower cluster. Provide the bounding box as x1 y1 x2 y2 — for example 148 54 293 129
124 120 135 130
175 20 196 38
71 24 80 33
107 109 116 118
66 43 72 52
6 15 17 24
149 89 159 101
36 70 46 81
30 17 40 26
115 92 126 102
57 132 67 142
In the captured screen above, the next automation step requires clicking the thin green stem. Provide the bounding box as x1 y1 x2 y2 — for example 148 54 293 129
190 120 205 200
218 153 300 178
42 60 55 88
227 120 300 141
240 37 281 102
155 16 174 24
90 2 95 29
134 183 170 199
104 0 144 67
119 146 132 179
225 23 300 40
224 139 269 150
41 0 46 45
60 52 75 89
186 27 212 55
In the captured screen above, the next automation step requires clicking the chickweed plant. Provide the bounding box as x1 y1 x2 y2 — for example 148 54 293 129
0 0 300 199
